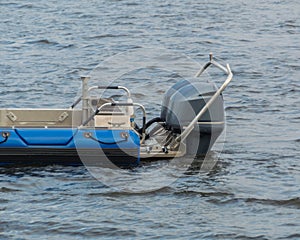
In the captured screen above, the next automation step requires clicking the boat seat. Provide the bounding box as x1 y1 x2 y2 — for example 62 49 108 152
94 112 131 128
90 97 131 128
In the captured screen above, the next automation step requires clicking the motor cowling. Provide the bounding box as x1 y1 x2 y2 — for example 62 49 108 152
161 78 225 155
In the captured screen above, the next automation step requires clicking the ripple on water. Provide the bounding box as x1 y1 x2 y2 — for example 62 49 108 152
0 0 300 239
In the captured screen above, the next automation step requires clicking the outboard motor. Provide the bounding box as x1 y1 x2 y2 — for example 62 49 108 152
160 79 190 122
161 78 225 156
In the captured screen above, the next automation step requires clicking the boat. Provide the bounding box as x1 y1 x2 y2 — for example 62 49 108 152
0 54 233 167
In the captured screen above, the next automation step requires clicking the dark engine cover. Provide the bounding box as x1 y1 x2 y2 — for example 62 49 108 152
161 78 225 155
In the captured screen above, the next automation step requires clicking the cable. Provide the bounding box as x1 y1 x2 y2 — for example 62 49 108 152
85 132 128 145
0 132 9 144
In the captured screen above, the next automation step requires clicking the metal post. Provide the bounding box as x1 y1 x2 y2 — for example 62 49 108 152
81 76 90 125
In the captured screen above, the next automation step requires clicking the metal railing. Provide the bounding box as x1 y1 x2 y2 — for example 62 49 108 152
70 85 131 109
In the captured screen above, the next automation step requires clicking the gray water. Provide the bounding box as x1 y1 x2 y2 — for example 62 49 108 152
1 0 300 239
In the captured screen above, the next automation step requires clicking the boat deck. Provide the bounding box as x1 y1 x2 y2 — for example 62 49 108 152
0 108 82 127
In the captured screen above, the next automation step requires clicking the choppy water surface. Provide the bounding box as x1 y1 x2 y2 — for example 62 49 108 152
1 0 300 239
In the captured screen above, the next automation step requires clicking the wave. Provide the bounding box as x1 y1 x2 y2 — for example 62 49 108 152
245 197 300 209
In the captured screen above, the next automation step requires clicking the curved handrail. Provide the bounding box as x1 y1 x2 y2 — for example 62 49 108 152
70 85 131 109
79 102 147 143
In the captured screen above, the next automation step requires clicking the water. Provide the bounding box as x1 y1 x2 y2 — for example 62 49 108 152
1 0 300 239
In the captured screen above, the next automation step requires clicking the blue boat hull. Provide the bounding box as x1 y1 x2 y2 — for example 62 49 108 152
0 128 140 167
